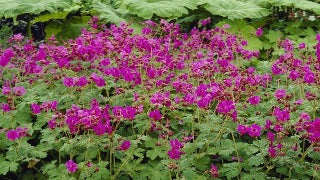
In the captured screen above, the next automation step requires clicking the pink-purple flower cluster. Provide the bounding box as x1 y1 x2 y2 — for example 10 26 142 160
119 140 131 151
65 160 78 173
2 86 26 96
210 164 219 178
148 109 162 121
6 127 28 141
167 139 184 160
31 100 58 114
0 48 15 67
63 74 105 87
112 106 137 121
237 124 262 137
65 99 112 135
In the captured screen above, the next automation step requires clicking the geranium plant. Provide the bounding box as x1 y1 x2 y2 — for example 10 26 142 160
0 17 320 179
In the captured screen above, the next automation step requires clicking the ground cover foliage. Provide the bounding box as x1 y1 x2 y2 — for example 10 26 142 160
1 17 320 179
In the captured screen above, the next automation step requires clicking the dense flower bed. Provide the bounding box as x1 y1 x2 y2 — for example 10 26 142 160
0 18 320 179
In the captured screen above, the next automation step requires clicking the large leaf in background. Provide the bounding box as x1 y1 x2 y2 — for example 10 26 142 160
294 0 320 14
203 0 270 19
45 16 91 41
91 0 127 24
122 0 201 19
31 4 81 23
216 19 263 50
31 12 70 24
254 0 320 14
0 0 75 20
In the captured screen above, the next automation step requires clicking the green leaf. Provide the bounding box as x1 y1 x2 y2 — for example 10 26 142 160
44 21 63 40
9 161 19 172
146 147 166 160
32 12 70 23
218 139 234 158
294 0 320 14
45 16 90 40
122 0 199 19
91 162 110 179
241 171 266 180
0 159 19 175
247 153 264 167
192 154 210 171
265 30 282 43
204 0 270 20
0 159 9 175
91 0 126 24
14 102 32 124
255 0 320 14
0 0 74 20
220 162 240 180
216 19 263 50
33 112 53 130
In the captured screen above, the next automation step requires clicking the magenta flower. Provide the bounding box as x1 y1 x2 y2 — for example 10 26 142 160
304 72 315 84
91 73 106 87
273 107 290 122
255 27 263 37
2 86 11 95
48 119 57 129
168 139 183 160
248 124 262 137
210 164 219 178
292 144 298 151
51 100 58 110
197 96 212 109
200 17 211 26
142 27 152 34
248 95 261 105
265 119 272 129
112 106 124 118
120 140 131 151
6 130 19 141
274 89 286 99
93 122 107 135
306 118 320 143
1 103 11 112
86 162 93 167
216 100 235 115
223 24 231 29
237 124 248 135
12 33 24 42
273 124 284 132
231 110 238 122
294 98 303 105
75 76 88 87
298 42 306 49
31 103 41 114
170 139 183 149
167 149 182 160
276 143 283 149
267 131 275 142
123 106 136 120
63 77 75 87
149 109 162 121
100 58 110 66
13 86 26 96
289 70 300 81
0 48 15 67
300 112 310 121
268 146 277 158
65 160 78 173
16 127 28 137
150 92 172 107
